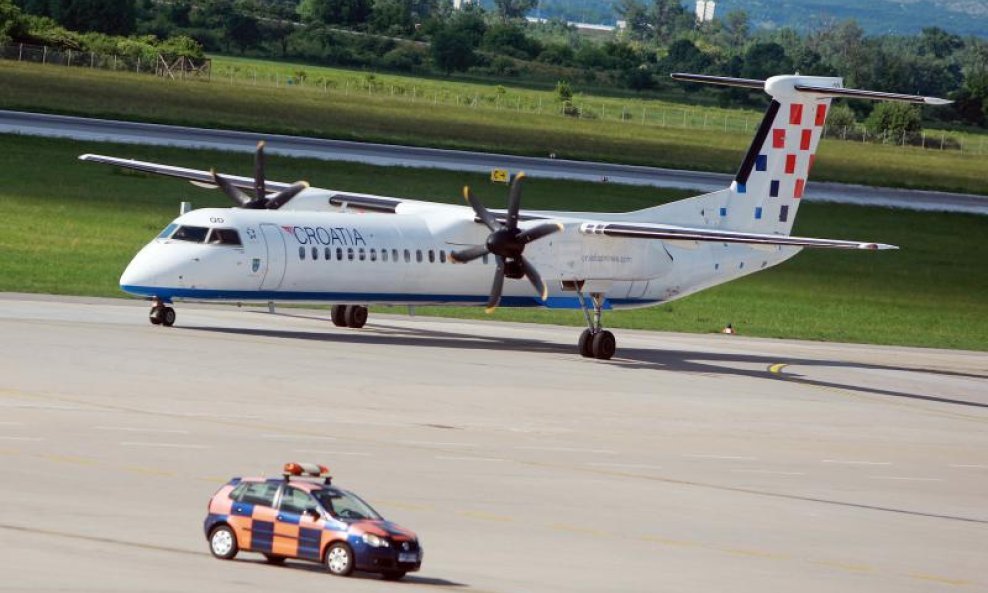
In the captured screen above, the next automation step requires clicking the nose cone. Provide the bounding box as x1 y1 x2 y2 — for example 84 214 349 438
119 244 163 295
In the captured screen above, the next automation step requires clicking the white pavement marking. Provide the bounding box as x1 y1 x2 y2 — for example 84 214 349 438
683 454 758 461
0 421 24 426
588 462 664 470
94 426 190 434
261 434 337 441
0 403 82 410
119 441 208 449
822 459 892 465
435 456 506 462
515 446 618 454
294 449 371 457
731 469 806 476
0 436 42 441
949 464 987 469
869 476 943 482
402 440 479 448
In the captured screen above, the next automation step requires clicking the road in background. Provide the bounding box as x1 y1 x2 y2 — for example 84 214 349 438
1 294 985 592
2 110 985 215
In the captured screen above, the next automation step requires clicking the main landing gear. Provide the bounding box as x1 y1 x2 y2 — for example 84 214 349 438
576 291 616 360
148 297 176 327
330 305 368 329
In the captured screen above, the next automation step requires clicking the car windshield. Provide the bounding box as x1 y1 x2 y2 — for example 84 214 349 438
311 487 382 521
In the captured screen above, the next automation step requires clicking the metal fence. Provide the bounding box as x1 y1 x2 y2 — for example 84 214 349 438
1 43 210 79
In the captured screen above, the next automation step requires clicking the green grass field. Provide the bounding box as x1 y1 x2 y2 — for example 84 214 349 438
1 134 984 351
1 60 986 196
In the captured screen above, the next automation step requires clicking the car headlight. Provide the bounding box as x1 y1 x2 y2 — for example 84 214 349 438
362 533 390 548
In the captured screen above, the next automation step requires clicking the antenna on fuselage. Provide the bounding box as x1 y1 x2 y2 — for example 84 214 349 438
180 201 192 215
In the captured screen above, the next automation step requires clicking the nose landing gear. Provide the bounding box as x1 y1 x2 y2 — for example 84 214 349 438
576 291 616 360
148 298 176 327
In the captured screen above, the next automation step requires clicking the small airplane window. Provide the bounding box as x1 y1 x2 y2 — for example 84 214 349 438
428 250 435 263
299 246 306 260
439 250 447 263
171 226 209 243
325 247 332 260
382 249 388 262
337 248 343 261
157 223 178 239
359 248 366 261
347 248 354 261
404 249 411 263
370 248 377 262
312 247 319 260
208 228 242 246
392 249 399 262
416 250 423 263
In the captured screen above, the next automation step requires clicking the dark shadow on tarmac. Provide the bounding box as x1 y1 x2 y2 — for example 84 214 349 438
182 320 987 410
239 557 466 586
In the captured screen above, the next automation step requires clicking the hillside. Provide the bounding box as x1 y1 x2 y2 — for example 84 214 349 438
532 0 988 37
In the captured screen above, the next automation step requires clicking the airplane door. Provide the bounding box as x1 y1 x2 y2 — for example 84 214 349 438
259 223 287 290
628 280 649 299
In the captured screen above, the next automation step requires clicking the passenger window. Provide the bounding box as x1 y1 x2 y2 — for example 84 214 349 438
280 486 318 515
382 249 388 262
325 247 332 261
359 248 366 261
337 248 343 261
404 249 410 263
392 249 399 262
239 481 279 507
347 248 354 261
370 248 377 262
157 223 178 239
171 226 209 243
416 250 423 263
208 228 242 246
312 247 319 260
439 251 446 263
428 250 435 263
299 246 305 260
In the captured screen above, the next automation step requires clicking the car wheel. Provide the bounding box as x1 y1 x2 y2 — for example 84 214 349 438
209 525 238 560
263 554 286 565
382 570 407 580
324 542 354 576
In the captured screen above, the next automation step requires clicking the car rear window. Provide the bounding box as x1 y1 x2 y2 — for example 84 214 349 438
235 481 279 507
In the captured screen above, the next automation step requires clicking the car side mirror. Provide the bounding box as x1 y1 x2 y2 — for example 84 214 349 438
305 508 321 520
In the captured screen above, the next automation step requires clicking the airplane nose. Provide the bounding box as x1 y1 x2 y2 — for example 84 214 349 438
119 245 161 290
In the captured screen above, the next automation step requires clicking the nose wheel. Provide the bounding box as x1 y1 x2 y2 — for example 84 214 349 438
149 298 176 327
576 291 615 360
330 305 368 329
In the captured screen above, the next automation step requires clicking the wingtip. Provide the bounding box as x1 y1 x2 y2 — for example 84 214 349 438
78 153 93 161
924 97 953 106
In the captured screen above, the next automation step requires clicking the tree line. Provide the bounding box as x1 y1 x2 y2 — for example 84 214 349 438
2 0 986 129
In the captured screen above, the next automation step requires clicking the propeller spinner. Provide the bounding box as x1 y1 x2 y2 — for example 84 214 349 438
450 173 563 313
211 141 309 210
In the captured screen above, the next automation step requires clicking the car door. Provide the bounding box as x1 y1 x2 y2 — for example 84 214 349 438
275 486 325 561
228 480 281 554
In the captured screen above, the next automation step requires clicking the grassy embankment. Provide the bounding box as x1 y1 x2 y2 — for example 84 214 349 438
0 134 984 351
1 60 986 196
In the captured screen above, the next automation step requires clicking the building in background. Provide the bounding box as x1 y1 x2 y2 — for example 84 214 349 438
695 0 716 23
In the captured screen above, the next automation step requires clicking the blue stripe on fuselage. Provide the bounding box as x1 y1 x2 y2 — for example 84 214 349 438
120 286 659 310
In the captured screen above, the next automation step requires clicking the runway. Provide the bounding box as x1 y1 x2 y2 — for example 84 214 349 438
1 109 986 215
1 294 985 592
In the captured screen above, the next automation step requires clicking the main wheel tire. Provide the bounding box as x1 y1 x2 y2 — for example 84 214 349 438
161 307 176 327
345 306 368 329
330 305 348 327
381 570 407 580
208 525 238 560
591 330 616 360
324 542 354 576
578 329 594 358
263 554 286 565
149 307 163 325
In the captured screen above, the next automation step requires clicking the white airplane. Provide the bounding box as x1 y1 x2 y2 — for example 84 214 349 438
81 73 949 359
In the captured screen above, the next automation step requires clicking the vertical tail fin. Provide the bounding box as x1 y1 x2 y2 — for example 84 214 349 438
641 74 950 235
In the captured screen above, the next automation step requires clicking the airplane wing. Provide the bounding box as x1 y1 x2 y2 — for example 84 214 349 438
579 222 897 250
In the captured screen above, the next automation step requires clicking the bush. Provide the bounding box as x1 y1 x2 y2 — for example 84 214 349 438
866 102 923 141
377 44 425 71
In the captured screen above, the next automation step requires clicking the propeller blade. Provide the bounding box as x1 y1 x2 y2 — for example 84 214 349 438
464 186 500 231
450 244 489 263
505 172 526 230
211 169 252 207
517 222 564 245
520 256 549 301
265 181 309 210
254 141 266 200
485 256 506 314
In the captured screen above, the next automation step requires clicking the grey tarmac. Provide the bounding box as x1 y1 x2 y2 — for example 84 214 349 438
1 110 985 215
0 293 985 592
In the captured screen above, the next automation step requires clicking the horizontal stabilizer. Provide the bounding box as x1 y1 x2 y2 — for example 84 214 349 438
580 222 897 250
793 85 952 105
671 73 951 105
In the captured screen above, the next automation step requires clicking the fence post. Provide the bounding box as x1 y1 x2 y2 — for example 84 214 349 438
724 115 728 131
538 97 542 114
136 56 140 74
18 43 23 61
42 45 47 64
67 49 72 67
90 52 95 68
683 109 687 127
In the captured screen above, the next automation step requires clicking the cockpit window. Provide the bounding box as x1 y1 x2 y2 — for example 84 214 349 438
207 228 242 246
171 226 209 243
157 223 178 239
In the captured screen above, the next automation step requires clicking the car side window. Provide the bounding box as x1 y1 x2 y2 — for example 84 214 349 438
229 482 248 501
280 486 318 515
239 481 280 507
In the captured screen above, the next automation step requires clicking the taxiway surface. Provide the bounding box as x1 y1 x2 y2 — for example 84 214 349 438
1 294 986 592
